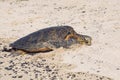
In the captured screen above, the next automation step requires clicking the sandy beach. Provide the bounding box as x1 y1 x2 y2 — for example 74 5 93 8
0 0 120 80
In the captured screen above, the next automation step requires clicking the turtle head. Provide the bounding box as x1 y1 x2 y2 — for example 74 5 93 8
77 34 92 46
84 35 92 46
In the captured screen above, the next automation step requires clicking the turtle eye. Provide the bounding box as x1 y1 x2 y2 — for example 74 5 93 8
67 32 71 35
85 41 88 44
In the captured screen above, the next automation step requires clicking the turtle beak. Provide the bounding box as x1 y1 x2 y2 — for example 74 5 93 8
75 34 92 46
84 36 92 46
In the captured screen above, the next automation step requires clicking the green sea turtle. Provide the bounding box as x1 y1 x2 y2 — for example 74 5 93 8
10 26 92 53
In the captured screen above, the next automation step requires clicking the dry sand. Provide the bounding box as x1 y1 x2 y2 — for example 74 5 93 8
0 0 120 80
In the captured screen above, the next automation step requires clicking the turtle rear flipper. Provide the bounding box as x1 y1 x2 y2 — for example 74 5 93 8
27 47 53 53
